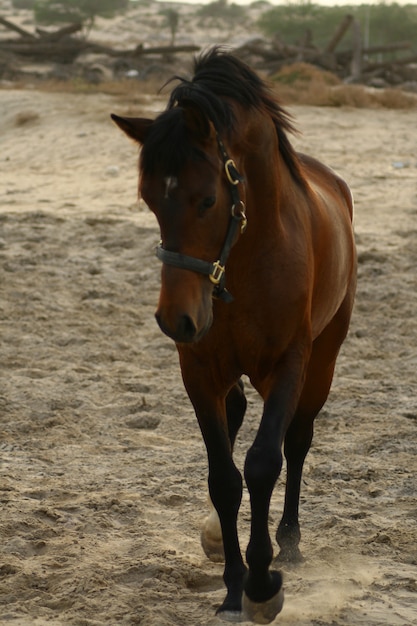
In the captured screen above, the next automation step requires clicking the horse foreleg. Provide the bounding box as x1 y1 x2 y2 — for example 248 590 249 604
243 410 285 624
183 379 247 619
243 357 309 624
201 380 247 564
207 442 247 619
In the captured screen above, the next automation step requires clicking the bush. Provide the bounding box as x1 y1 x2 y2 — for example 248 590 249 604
258 3 417 56
34 0 129 30
197 1 246 21
12 0 36 8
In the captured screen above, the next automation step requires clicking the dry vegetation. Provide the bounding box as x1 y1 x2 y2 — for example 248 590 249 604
5 69 417 111
271 63 417 109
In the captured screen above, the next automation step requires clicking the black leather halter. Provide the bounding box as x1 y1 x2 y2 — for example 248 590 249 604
155 137 246 303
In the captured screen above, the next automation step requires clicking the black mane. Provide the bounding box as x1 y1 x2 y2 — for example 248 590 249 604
140 48 303 182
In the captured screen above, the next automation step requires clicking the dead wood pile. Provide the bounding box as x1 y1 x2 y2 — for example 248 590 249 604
235 15 417 93
0 14 416 92
0 16 199 82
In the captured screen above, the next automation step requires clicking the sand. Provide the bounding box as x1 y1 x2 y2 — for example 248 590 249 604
1 67 417 626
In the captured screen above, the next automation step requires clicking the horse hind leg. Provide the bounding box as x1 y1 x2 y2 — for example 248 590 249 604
277 295 353 563
275 409 315 563
201 379 247 563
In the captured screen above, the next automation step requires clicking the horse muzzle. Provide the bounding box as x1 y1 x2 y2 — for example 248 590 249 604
155 309 213 344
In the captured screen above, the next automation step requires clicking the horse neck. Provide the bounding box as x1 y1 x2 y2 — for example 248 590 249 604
234 112 296 232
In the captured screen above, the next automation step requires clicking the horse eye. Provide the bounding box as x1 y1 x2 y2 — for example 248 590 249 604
199 196 216 212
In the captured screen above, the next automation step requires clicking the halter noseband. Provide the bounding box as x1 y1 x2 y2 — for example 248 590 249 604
155 137 246 303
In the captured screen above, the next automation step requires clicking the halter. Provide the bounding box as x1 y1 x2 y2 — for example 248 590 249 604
155 137 247 303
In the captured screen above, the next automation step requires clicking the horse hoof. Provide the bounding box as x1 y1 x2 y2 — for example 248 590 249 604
201 529 224 562
275 546 304 564
242 587 284 624
201 510 224 562
216 609 244 623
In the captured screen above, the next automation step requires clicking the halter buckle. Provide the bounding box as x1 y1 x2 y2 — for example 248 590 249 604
225 159 241 186
209 260 225 285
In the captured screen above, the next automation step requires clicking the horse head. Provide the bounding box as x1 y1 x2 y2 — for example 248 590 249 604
111 104 246 344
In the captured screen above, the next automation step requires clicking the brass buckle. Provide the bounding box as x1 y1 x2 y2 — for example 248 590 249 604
225 159 240 186
209 260 225 285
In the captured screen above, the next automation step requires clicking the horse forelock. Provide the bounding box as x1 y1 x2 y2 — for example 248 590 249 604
140 47 305 186
139 107 209 177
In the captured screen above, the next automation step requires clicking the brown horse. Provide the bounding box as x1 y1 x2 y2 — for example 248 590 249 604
112 48 356 624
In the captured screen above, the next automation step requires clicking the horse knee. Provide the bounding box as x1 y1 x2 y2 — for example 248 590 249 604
209 462 242 517
244 443 282 495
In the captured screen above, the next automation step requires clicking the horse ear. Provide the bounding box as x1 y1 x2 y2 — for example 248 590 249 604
111 114 153 145
183 106 214 141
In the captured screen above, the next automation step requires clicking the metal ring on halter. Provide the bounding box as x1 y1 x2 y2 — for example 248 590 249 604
231 200 247 233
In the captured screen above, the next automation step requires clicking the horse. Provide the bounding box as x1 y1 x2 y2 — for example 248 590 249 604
111 48 357 624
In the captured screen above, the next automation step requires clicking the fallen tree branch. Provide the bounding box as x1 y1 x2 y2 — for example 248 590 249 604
35 22 83 42
0 15 36 39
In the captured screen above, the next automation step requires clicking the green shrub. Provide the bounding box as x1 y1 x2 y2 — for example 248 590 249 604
12 0 36 8
257 3 417 56
197 1 246 21
34 0 129 30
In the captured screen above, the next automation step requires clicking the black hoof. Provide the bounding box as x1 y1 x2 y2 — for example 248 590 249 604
275 544 304 564
276 523 303 564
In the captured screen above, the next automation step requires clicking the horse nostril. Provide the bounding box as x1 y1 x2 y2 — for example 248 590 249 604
178 314 197 342
155 312 197 343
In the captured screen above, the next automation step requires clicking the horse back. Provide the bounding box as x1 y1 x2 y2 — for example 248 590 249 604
298 152 354 222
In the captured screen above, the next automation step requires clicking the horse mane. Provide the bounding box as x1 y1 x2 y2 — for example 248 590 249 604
140 47 304 185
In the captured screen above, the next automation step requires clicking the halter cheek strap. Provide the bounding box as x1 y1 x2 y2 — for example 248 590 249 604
155 137 246 303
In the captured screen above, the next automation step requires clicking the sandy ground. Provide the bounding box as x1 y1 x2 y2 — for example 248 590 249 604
1 82 417 626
